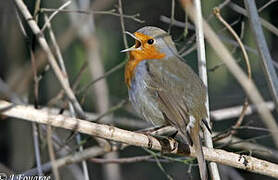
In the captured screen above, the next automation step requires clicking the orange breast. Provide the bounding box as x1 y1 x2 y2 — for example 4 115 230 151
124 33 166 88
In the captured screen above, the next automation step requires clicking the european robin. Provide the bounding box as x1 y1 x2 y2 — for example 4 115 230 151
122 26 208 180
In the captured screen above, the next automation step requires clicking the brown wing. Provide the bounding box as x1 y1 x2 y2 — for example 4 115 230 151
145 57 208 180
145 58 207 127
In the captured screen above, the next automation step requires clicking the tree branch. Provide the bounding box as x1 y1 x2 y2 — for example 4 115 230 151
1 100 278 178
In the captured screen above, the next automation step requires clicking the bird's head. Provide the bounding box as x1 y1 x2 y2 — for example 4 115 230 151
121 26 177 61
122 26 177 88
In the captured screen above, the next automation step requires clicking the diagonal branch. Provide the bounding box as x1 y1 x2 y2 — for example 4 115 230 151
228 2 278 36
243 0 278 113
14 0 85 119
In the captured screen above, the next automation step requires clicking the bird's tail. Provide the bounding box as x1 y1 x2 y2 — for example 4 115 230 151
190 122 207 180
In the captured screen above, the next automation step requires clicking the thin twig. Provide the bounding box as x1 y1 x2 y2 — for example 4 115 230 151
168 0 175 33
211 101 275 121
217 0 231 10
77 58 126 96
144 149 174 180
237 126 278 133
213 8 251 141
18 146 106 177
40 8 145 23
160 15 195 31
93 154 193 164
32 123 43 176
215 132 278 161
160 15 262 58
41 1 71 32
90 155 153 164
207 0 231 21
258 0 278 12
0 78 23 104
47 61 88 106
91 99 127 122
47 125 60 180
180 44 197 57
31 0 43 175
229 2 278 36
118 0 128 49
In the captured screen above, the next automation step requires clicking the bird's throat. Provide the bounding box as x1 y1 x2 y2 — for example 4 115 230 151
125 49 165 88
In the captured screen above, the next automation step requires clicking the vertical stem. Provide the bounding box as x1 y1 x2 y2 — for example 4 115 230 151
118 0 128 49
193 0 220 179
31 0 43 176
168 0 175 33
32 123 43 176
47 125 60 180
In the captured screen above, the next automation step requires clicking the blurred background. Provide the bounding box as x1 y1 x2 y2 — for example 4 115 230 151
1 0 278 179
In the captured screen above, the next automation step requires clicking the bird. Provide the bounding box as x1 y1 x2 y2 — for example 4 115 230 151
121 26 208 180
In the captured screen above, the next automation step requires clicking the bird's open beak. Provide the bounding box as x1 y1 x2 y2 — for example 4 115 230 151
120 46 136 53
120 31 142 53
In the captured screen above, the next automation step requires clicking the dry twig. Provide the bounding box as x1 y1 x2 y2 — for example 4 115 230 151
213 7 251 141
40 8 144 23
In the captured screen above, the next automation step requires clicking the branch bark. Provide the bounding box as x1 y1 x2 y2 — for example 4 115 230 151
1 100 278 178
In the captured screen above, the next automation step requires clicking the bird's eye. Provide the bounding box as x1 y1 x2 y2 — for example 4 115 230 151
147 39 154 45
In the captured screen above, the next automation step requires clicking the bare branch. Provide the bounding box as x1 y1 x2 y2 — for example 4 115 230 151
118 0 128 49
40 8 145 23
41 1 71 32
1 100 278 178
258 0 278 12
213 7 252 141
211 101 274 121
18 146 106 177
168 0 175 33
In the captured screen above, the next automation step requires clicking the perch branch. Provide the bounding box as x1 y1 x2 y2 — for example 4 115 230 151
1 100 278 178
